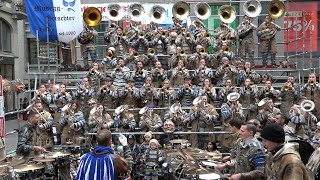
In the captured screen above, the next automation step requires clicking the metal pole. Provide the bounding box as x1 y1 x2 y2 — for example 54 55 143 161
36 30 40 72
46 17 50 74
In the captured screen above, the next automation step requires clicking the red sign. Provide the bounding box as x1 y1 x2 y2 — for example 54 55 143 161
284 2 318 52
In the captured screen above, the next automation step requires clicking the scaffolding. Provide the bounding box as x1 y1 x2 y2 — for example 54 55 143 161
5 0 318 143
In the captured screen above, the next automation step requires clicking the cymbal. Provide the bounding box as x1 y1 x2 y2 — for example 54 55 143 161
205 152 222 160
8 156 27 167
13 164 44 172
33 157 55 162
46 151 70 158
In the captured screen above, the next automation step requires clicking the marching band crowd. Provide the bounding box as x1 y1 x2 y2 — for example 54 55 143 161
14 6 320 180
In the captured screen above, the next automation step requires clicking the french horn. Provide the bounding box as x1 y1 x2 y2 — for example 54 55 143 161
218 5 236 24
150 5 166 23
106 4 124 21
300 100 315 112
128 3 145 22
243 0 262 18
268 0 286 19
195 2 211 20
172 1 190 20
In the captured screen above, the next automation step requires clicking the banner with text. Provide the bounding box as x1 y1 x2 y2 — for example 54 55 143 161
81 3 174 26
284 2 318 52
25 0 84 43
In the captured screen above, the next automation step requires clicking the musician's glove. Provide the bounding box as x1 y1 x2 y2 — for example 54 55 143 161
118 134 128 146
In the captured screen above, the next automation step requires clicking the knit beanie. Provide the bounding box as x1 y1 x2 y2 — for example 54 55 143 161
260 124 285 143
149 139 159 148
144 131 153 138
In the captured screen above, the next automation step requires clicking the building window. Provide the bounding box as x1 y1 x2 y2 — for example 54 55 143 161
0 19 11 52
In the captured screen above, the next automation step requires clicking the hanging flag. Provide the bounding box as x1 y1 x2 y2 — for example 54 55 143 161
25 0 84 43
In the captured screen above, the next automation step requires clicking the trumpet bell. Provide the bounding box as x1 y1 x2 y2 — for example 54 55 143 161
227 92 240 102
106 4 124 21
268 0 286 19
139 106 148 115
150 5 166 23
243 0 262 17
147 48 156 56
218 5 236 24
129 3 145 22
172 1 190 20
115 105 124 115
301 100 315 112
170 103 182 114
83 7 102 27
195 2 211 20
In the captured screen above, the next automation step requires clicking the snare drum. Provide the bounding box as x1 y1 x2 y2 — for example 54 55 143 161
199 173 221 180
200 161 217 169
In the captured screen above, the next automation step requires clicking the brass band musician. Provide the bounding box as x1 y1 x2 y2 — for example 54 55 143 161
156 79 174 114
139 77 159 106
77 25 98 70
117 78 140 109
258 80 279 101
101 47 118 75
88 104 114 133
280 81 299 119
239 78 259 120
215 57 238 87
301 73 320 118
218 79 238 105
139 105 162 132
113 105 136 132
74 77 95 118
198 78 217 105
60 103 85 145
237 15 257 66
257 15 281 68
151 61 167 88
256 98 280 128
238 61 261 86
97 76 118 109
173 75 199 108
213 21 235 51
189 96 219 149
32 84 51 112
87 62 104 91
192 58 214 86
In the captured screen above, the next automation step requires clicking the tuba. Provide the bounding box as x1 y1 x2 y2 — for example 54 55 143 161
78 7 102 44
218 5 236 24
268 0 286 20
195 2 211 20
128 3 145 22
150 5 166 23
300 100 315 112
243 0 262 17
106 4 124 21
172 1 190 20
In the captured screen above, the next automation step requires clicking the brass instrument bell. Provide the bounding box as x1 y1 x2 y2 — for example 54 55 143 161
172 1 190 20
243 0 262 17
150 5 166 23
267 0 286 19
195 2 211 20
83 7 102 27
147 48 156 56
106 4 124 21
128 3 145 22
218 5 236 24
300 100 315 112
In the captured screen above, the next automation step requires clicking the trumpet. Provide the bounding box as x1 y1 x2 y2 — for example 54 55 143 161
199 47 206 54
133 50 138 57
89 68 99 75
184 32 192 39
264 87 270 94
115 64 122 72
161 31 167 38
120 32 126 38
36 92 42 98
61 91 66 97
205 32 211 38
101 85 109 93
178 49 185 56
138 31 145 38
106 51 114 59
147 48 156 56
309 80 315 86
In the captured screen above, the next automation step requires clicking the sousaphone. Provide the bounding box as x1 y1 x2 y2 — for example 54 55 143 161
128 3 145 22
268 0 286 19
218 5 236 24
243 0 262 17
195 2 211 20
172 1 190 20
106 4 124 21
150 5 166 23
